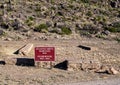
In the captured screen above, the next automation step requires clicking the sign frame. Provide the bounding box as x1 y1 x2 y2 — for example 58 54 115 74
34 47 55 62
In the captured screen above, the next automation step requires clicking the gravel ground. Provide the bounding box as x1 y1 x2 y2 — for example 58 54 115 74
0 38 120 85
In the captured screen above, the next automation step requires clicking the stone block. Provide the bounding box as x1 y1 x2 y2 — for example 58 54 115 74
19 43 33 56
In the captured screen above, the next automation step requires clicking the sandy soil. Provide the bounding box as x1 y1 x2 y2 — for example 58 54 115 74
0 38 120 85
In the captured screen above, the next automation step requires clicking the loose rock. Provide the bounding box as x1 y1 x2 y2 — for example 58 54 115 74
4 38 12 41
108 67 119 75
67 59 101 71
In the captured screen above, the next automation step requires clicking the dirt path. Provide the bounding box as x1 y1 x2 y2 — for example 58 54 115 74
59 78 120 85
0 38 120 85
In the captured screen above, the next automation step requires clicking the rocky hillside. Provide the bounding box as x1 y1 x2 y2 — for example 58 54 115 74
0 0 120 40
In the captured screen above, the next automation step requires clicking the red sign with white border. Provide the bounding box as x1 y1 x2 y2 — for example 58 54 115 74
35 47 55 61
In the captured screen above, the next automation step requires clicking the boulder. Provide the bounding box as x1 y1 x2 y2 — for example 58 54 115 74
4 38 12 41
46 21 54 27
102 30 110 35
55 22 66 28
11 19 21 30
108 67 119 75
110 1 118 8
95 65 119 75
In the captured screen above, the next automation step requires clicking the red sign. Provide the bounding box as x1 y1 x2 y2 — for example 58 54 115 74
35 47 55 61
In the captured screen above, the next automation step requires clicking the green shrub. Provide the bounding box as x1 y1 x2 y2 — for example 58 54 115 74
51 0 55 3
95 16 103 22
0 30 6 36
27 21 34 26
34 6 41 12
94 15 106 24
25 20 33 26
69 0 76 3
106 27 120 32
68 4 74 9
96 34 105 39
0 10 3 16
112 22 120 28
34 24 48 32
28 16 34 21
86 11 92 17
80 31 91 36
61 27 72 35
81 0 89 3
105 22 120 32
25 16 34 26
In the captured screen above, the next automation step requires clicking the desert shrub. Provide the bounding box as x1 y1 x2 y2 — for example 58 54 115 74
34 24 48 32
81 0 89 3
96 34 106 39
112 22 120 28
34 5 41 12
68 4 74 9
116 38 120 43
51 0 55 3
80 31 91 37
0 10 3 16
0 22 9 29
69 0 76 3
50 28 62 34
69 0 89 3
61 27 72 35
27 21 34 26
0 30 5 36
28 16 34 21
106 27 120 32
86 11 93 17
25 16 34 26
105 22 120 32
82 24 100 34
95 16 104 22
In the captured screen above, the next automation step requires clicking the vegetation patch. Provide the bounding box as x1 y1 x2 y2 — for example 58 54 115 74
116 38 120 43
61 27 72 35
80 31 91 37
96 34 106 39
34 5 41 12
0 30 6 36
94 15 106 23
86 11 93 17
0 22 9 29
25 16 34 26
105 22 120 32
34 24 48 32
81 0 89 3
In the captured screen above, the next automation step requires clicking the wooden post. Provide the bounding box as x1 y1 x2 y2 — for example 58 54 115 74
36 62 40 68
50 61 52 69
